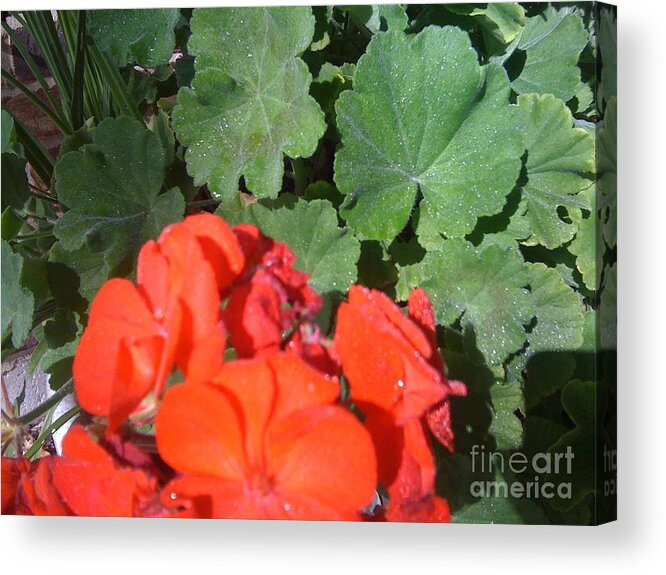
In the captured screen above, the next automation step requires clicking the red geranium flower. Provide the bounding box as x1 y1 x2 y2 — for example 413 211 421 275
155 352 377 520
73 214 243 432
50 426 169 517
2 425 176 517
407 288 467 452
1 456 69 515
335 286 465 522
224 224 337 374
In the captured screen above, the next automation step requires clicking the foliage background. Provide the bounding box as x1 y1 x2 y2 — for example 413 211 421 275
2 0 616 526
1 0 664 573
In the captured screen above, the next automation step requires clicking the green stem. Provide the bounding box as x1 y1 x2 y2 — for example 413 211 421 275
70 11 87 130
88 44 140 119
11 117 55 185
11 230 54 242
21 211 57 225
25 406 80 460
17 380 74 426
27 187 59 205
186 198 221 209
291 158 309 196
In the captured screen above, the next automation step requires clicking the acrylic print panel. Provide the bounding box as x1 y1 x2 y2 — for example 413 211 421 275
0 3 616 525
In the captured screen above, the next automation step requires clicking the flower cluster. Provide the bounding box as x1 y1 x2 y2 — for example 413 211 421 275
2 214 465 521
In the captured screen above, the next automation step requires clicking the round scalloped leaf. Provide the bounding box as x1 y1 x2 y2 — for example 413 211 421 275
334 27 524 242
528 263 585 353
87 9 179 67
598 97 617 248
447 2 525 45
341 5 408 34
568 209 602 292
509 94 594 249
454 490 550 524
1 153 28 212
598 8 617 106
400 238 534 366
53 117 184 270
1 241 34 347
173 7 326 200
544 379 606 512
512 7 588 102
489 378 524 450
223 195 359 294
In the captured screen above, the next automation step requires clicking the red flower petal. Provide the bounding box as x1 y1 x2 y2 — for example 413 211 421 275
1 457 24 513
161 475 249 519
385 421 451 523
386 492 451 523
158 353 377 520
267 352 339 416
223 274 284 358
354 401 404 487
181 213 245 291
53 426 165 517
335 292 446 423
73 278 163 422
156 383 247 481
156 224 225 383
351 286 431 357
266 404 377 520
212 358 276 469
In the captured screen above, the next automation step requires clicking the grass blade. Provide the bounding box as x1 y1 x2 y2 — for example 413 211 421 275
70 11 87 129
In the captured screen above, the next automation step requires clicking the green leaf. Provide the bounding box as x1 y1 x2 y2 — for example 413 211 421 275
599 263 617 350
173 7 325 200
356 241 398 291
528 263 585 353
523 415 568 458
478 3 525 44
310 6 333 51
1 109 22 156
1 153 28 211
447 3 525 45
342 5 408 34
53 117 184 271
224 194 360 294
378 4 409 32
524 351 577 406
40 307 82 389
150 110 175 168
334 27 524 241
598 97 617 248
572 81 594 115
545 379 605 512
87 9 179 67
1 240 35 347
2 207 24 241
597 8 617 106
48 242 111 305
489 379 524 450
1 109 14 153
512 8 588 101
400 239 534 365
454 493 549 524
568 209 602 291
43 307 78 349
509 94 595 249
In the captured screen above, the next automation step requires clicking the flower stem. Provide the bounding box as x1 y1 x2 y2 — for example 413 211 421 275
25 406 80 460
17 380 74 425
